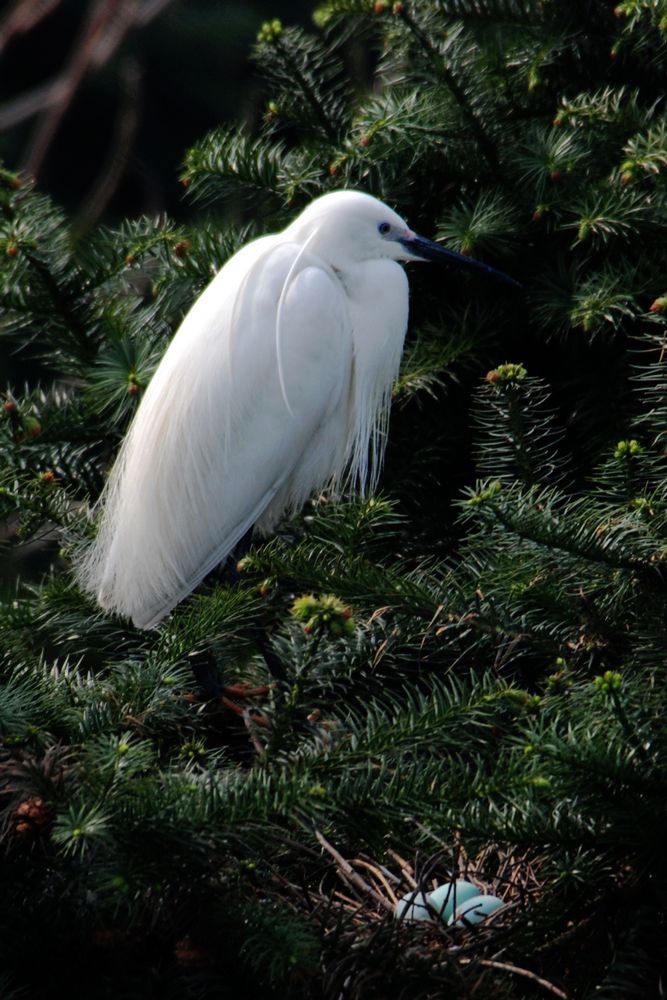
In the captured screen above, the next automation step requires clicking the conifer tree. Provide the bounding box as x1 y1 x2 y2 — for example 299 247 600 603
2 2 667 997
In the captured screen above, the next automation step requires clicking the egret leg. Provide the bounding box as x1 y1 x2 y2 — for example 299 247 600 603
225 529 288 682
187 527 286 704
187 648 272 734
252 632 287 682
188 527 254 699
187 649 273 700
187 648 223 699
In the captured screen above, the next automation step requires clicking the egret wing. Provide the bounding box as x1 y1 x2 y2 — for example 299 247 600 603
77 240 352 628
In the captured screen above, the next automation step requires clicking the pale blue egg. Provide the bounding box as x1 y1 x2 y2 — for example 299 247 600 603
394 890 431 921
428 880 480 922
449 893 505 927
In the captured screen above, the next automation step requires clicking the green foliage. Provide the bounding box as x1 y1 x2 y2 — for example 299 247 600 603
3 1 667 997
471 364 568 486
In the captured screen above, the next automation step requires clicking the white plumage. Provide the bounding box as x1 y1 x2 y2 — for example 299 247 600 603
76 191 417 628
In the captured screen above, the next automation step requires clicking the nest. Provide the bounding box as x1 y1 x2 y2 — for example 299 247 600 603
272 833 568 1000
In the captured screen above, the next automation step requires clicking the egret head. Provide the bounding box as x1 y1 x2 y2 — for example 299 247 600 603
285 190 413 268
286 189 521 289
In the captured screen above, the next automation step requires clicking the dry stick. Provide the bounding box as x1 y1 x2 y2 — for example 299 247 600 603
386 848 418 889
71 57 140 236
372 860 402 886
21 0 176 178
0 0 62 53
242 709 266 757
22 0 124 177
352 858 400 905
0 0 174 130
316 831 395 914
333 889 368 914
134 0 175 28
0 80 64 130
461 958 569 1000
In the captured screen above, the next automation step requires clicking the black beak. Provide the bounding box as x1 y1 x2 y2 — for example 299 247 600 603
398 234 522 290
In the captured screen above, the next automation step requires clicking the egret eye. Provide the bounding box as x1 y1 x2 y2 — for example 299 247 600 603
378 222 391 236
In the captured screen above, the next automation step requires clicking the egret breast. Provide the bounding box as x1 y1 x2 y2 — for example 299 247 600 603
341 259 409 492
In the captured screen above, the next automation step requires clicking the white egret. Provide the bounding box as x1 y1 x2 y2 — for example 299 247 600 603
76 190 518 630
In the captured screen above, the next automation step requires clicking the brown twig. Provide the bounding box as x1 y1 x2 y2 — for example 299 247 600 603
0 80 68 130
11 0 176 180
0 0 62 54
22 0 126 177
386 848 418 889
74 58 140 236
333 889 367 914
242 709 267 756
462 958 569 1000
352 858 400 905
315 831 395 914
134 0 175 27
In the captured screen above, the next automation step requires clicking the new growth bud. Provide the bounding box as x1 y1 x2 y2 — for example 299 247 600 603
485 362 527 386
291 593 355 637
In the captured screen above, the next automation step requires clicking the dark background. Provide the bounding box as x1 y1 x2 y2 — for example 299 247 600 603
0 0 311 225
0 0 310 385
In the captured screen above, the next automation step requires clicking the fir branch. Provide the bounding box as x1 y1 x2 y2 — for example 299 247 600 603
460 480 667 577
563 187 655 248
436 189 521 258
395 9 501 171
471 365 568 487
619 119 667 183
262 28 345 143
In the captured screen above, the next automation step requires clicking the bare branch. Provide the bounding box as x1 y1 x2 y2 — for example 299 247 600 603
21 0 128 178
72 58 142 236
0 0 62 55
0 79 68 130
315 830 395 913
461 958 570 1000
16 0 176 179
